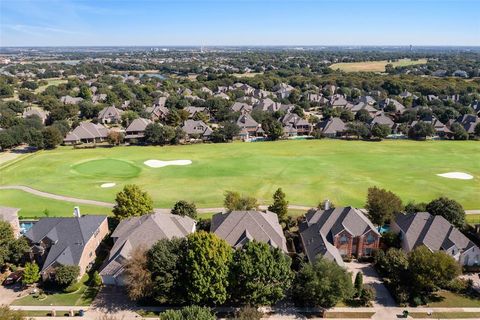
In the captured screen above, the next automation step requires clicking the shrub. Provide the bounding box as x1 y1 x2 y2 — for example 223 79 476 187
55 265 80 288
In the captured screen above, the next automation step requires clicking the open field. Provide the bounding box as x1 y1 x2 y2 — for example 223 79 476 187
0 140 479 217
330 58 428 72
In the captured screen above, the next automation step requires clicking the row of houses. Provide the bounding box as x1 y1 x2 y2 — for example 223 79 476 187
2 204 478 286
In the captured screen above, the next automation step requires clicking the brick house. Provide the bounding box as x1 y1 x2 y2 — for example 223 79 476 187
24 214 109 280
300 207 380 266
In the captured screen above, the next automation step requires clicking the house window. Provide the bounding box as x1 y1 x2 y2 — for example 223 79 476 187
366 233 375 244
339 235 348 244
364 248 373 256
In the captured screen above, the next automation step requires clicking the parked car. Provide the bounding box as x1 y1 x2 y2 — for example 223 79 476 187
2 270 23 285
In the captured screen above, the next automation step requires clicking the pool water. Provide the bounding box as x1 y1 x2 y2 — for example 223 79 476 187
20 221 36 234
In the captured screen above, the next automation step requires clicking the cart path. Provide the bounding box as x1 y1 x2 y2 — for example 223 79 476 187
1 185 479 214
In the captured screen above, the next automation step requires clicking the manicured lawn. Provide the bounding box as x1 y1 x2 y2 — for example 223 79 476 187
12 275 99 306
410 312 480 319
426 290 480 308
330 58 428 72
0 140 479 215
0 189 111 218
466 214 480 225
324 312 375 318
23 310 76 317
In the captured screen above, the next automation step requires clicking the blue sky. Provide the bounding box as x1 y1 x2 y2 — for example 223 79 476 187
0 0 479 46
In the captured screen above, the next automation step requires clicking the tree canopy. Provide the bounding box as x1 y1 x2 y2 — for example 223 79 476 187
113 184 154 219
230 241 293 306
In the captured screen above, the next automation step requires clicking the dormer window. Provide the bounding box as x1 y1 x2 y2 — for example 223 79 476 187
340 235 348 244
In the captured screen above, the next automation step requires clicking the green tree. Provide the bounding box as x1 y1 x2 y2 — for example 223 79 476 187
450 123 468 140
230 241 293 306
294 256 354 308
366 186 403 225
371 124 391 140
359 285 375 306
354 272 363 297
346 122 370 139
0 221 29 267
405 201 427 214
147 238 184 304
160 306 215 320
90 271 102 287
267 188 289 223
262 118 284 140
408 121 435 140
22 262 40 285
144 123 176 146
408 246 461 298
171 200 197 219
224 191 258 211
113 184 154 219
42 126 63 149
55 265 80 287
0 131 16 150
182 231 233 305
474 122 480 137
426 197 465 228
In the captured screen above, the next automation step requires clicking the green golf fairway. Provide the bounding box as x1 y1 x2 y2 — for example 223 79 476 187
0 140 479 215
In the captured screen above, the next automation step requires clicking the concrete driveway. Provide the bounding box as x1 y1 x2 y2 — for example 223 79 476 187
345 261 396 307
0 283 27 305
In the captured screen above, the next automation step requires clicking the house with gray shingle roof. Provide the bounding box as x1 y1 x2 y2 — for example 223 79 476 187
236 114 264 138
64 122 109 144
392 212 480 266
280 113 312 136
0 206 20 238
211 210 287 252
23 107 48 124
317 117 346 138
125 118 152 140
231 102 253 114
25 215 109 279
98 106 123 124
300 207 380 266
60 95 83 105
182 119 213 140
100 212 195 286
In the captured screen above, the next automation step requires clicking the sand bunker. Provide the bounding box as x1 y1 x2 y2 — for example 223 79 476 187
436 172 473 180
100 182 116 188
144 159 192 168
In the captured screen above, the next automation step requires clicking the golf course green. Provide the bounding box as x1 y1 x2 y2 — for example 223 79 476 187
0 140 479 217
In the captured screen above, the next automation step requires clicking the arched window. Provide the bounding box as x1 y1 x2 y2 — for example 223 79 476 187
340 235 348 244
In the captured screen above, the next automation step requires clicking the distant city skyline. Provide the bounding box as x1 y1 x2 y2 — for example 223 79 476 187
1 0 479 47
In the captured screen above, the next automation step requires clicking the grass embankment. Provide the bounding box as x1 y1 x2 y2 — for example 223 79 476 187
0 140 478 217
410 312 480 319
330 58 428 72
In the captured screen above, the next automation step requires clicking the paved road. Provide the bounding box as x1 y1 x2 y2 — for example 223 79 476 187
0 185 478 215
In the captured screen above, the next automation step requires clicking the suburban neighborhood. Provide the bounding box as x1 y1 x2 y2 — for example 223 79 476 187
1 0 480 319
